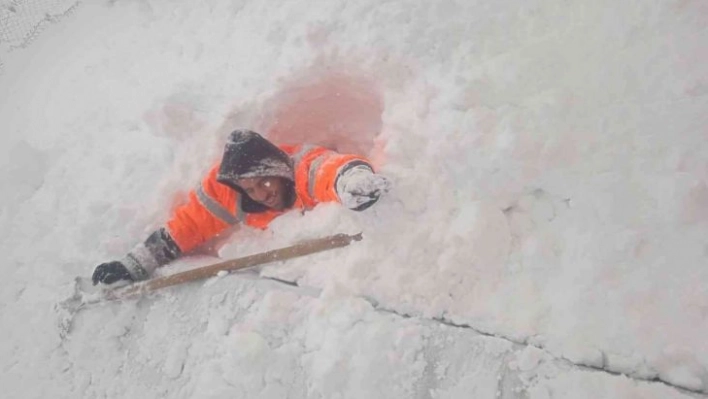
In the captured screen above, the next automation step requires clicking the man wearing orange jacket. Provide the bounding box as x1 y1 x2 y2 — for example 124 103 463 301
92 129 390 285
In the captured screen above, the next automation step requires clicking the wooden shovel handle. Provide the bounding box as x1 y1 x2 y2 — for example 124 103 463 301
106 232 362 300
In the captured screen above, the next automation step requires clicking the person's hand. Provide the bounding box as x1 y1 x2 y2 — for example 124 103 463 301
339 168 391 211
92 261 134 285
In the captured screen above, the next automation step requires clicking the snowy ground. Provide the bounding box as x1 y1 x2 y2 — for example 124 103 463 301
1 0 707 398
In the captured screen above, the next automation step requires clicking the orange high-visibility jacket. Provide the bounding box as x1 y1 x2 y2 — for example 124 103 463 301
122 130 373 281
167 143 370 253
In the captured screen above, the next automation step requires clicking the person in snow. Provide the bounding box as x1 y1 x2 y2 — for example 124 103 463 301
92 129 390 285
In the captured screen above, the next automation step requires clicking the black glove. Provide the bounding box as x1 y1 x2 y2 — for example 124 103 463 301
92 261 134 285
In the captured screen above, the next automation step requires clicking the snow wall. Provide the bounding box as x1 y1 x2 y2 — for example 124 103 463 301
1 0 707 398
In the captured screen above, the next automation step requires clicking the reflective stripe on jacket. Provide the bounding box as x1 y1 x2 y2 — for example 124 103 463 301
166 144 371 253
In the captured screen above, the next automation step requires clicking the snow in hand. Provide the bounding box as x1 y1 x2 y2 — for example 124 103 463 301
0 0 707 397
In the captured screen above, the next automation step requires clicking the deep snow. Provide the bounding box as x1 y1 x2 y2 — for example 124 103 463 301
1 0 707 397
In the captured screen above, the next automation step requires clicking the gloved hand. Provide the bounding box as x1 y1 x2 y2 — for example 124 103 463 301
337 166 391 211
92 261 134 285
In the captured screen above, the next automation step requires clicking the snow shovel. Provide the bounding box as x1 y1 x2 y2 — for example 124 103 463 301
56 232 362 338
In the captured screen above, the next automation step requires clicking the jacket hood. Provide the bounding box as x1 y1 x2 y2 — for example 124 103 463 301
217 129 296 213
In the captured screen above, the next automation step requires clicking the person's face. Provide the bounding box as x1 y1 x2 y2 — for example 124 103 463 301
236 176 288 211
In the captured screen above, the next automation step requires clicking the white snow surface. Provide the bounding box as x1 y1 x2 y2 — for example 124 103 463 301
1 0 707 397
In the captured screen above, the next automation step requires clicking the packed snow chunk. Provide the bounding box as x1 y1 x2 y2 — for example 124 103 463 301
426 333 512 399
654 346 707 392
229 330 271 360
526 369 698 399
441 200 511 274
510 346 548 372
162 341 189 379
301 297 426 398
560 344 605 369
660 366 704 392
0 139 48 242
604 352 657 380
213 330 277 395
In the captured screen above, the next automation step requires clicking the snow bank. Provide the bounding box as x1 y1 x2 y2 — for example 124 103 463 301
1 0 707 396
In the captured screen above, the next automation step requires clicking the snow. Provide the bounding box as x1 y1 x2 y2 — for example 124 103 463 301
1 0 707 397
